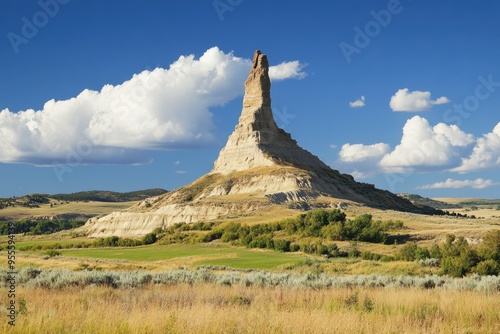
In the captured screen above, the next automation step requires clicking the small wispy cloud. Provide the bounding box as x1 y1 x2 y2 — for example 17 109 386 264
418 178 500 190
349 96 366 108
390 88 450 112
269 61 307 80
175 170 187 174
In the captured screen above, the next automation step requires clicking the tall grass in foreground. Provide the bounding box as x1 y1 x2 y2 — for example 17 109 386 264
1 284 499 333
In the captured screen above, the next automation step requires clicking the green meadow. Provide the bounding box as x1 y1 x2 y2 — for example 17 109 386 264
60 243 305 270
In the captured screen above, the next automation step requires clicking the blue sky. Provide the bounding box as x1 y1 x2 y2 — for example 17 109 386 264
1 0 500 199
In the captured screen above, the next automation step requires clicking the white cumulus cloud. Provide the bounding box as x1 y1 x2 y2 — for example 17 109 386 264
419 178 500 190
268 61 307 80
0 47 306 166
335 143 390 178
339 143 390 163
379 116 475 172
390 88 450 112
452 123 500 173
349 96 366 108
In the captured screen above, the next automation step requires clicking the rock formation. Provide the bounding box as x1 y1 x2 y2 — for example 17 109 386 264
82 50 436 237
212 50 329 174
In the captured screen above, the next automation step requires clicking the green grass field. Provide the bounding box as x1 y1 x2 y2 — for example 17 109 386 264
60 243 305 270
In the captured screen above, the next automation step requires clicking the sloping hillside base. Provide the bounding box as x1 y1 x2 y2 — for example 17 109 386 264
82 166 435 238
84 167 320 237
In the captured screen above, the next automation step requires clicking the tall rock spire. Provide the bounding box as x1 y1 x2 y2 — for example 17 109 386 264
211 50 279 174
212 50 328 174
239 50 276 131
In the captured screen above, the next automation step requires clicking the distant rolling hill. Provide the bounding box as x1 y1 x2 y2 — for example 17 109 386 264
0 189 169 222
50 188 168 202
397 193 461 210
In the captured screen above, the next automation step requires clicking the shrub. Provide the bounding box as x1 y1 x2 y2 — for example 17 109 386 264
348 248 361 258
478 230 500 262
220 223 241 242
397 242 418 261
301 242 317 255
441 248 480 277
418 258 440 267
361 252 382 261
45 249 61 257
202 229 223 242
273 239 291 252
474 260 500 276
415 247 431 260
321 223 344 241
248 235 273 249
430 244 442 259
290 243 300 252
142 232 157 245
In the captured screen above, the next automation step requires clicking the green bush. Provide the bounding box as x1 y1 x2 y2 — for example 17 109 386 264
478 230 500 262
415 247 431 260
430 244 442 259
474 260 500 275
441 247 479 277
142 233 157 245
273 239 291 252
220 223 241 242
202 229 223 242
361 252 382 261
45 249 61 257
348 248 361 258
248 235 273 249
397 242 418 261
290 243 300 252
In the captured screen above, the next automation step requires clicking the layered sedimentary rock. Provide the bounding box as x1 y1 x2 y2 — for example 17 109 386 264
212 50 329 174
82 50 432 237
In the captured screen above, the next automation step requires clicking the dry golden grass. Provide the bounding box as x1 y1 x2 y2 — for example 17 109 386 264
2 284 499 333
345 205 500 246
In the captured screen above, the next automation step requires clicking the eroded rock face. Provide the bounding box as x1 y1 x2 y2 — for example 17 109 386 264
81 50 432 237
84 201 262 238
212 50 329 174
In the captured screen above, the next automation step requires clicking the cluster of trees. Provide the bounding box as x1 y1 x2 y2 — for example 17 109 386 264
0 200 13 209
0 194 50 209
194 209 404 257
283 211 404 243
90 232 158 247
0 219 85 235
441 211 477 219
397 231 500 277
